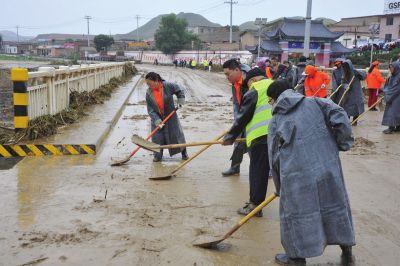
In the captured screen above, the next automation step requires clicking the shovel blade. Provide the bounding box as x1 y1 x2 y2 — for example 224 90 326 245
131 134 161 153
110 157 130 166
149 174 174 180
192 236 225 249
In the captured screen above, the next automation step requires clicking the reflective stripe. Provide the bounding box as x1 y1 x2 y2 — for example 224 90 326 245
246 120 271 134
253 104 272 116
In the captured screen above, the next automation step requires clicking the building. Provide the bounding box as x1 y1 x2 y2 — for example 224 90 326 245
246 18 354 67
189 25 241 51
329 1 400 47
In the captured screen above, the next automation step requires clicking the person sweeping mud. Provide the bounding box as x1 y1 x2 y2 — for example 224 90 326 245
145 72 188 162
335 59 365 125
221 59 250 176
222 67 273 216
267 80 356 266
382 62 400 134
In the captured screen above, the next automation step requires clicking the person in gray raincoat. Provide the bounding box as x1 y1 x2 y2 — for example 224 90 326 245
267 80 356 266
382 62 400 134
145 72 188 162
330 58 344 103
335 59 365 124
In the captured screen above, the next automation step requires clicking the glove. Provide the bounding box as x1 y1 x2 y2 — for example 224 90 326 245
222 137 234 146
177 97 185 107
155 119 164 129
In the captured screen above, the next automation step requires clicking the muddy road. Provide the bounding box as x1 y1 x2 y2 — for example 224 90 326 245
0 65 399 265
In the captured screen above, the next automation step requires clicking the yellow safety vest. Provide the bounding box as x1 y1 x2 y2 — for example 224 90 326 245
245 79 273 147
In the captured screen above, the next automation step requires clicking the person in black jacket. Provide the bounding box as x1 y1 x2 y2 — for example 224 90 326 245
221 59 250 176
223 68 273 217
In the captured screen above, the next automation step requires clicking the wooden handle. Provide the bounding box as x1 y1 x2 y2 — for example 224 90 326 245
351 97 383 125
222 193 277 239
159 138 245 149
338 75 355 106
171 130 228 174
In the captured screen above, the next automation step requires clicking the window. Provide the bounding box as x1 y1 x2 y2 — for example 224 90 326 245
387 16 394 25
385 34 392 42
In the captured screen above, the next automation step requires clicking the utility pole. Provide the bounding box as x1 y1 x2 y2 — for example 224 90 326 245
255 18 268 61
136 15 140 41
303 0 312 57
224 0 237 43
84 15 92 47
16 25 20 43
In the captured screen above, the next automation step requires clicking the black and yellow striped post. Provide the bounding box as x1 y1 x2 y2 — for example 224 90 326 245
11 68 29 132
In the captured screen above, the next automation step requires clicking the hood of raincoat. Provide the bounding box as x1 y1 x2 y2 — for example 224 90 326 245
272 89 305 115
390 61 400 77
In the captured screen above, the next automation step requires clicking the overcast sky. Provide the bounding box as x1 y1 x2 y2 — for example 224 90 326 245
1 0 387 37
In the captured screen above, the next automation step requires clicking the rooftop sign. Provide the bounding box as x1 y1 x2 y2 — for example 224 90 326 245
384 0 400 14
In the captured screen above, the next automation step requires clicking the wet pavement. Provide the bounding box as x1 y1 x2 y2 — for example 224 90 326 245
0 65 399 265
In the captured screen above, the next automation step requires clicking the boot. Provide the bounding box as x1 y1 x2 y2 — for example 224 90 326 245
383 127 395 134
237 202 262 217
222 165 240 177
340 246 355 266
153 150 163 162
275 254 306 266
181 149 189 160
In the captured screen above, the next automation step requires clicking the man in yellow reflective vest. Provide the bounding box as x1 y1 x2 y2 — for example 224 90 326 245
223 67 273 217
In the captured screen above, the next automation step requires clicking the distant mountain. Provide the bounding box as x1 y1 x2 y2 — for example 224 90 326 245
0 30 33 42
115 12 221 41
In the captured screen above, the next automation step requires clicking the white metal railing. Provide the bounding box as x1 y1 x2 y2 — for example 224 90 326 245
27 62 128 120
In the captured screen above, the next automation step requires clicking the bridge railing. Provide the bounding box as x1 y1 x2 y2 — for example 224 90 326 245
27 62 126 120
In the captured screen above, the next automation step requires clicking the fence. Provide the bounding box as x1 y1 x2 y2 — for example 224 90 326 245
27 62 126 120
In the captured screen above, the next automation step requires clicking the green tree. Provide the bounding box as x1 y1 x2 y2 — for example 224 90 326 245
94 34 114 52
154 14 198 55
0 34 3 50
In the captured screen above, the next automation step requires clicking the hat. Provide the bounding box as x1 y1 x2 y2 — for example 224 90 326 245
244 67 266 86
304 65 317 76
334 58 344 65
372 60 380 66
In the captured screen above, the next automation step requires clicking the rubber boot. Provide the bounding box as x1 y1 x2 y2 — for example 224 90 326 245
222 164 240 177
275 254 306 266
340 246 355 266
181 148 189 160
237 202 263 217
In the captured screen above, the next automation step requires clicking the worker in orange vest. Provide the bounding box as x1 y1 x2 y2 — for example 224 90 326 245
304 65 330 98
264 58 274 79
366 60 385 110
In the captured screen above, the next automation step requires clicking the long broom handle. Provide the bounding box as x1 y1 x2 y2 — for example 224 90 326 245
171 130 228 175
157 138 245 149
351 97 384 125
328 83 343 99
127 109 177 158
338 75 356 106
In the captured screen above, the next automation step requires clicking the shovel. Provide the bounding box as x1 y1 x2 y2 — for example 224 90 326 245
351 96 384 125
131 134 245 153
110 109 177 166
149 130 228 180
193 193 277 249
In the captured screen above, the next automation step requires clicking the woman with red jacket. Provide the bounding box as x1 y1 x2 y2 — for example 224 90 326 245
304 65 330 98
366 61 385 110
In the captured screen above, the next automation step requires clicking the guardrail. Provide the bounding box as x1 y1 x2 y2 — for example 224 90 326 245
27 62 127 120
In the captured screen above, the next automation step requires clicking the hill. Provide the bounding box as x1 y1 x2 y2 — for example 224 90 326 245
115 12 221 41
0 30 33 42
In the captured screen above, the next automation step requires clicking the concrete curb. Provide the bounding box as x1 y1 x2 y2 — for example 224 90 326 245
95 75 142 152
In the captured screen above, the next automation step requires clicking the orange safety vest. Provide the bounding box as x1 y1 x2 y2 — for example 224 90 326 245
151 82 164 114
304 71 330 98
233 73 243 105
265 66 273 79
366 67 385 89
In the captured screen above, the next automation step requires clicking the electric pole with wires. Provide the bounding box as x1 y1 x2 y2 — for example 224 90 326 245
224 0 237 43
84 15 92 47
